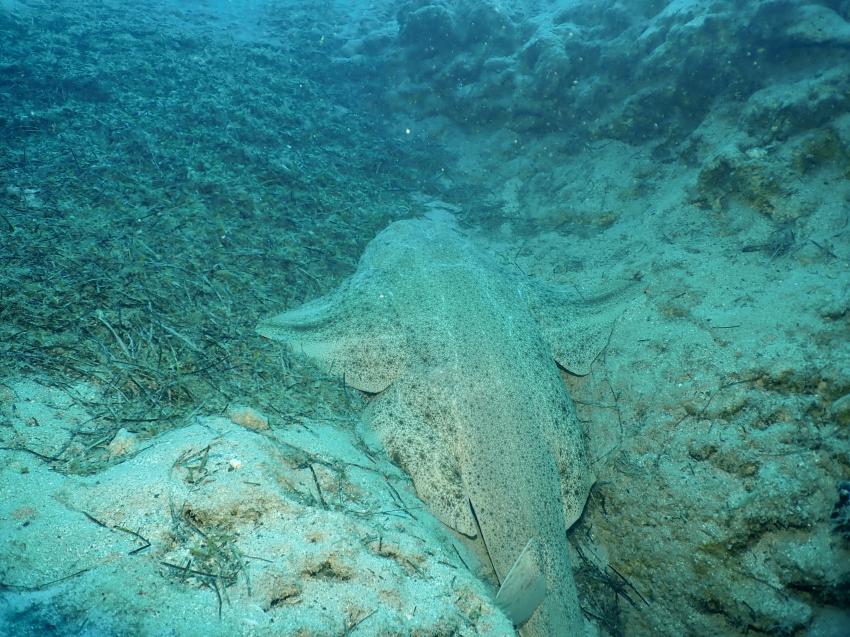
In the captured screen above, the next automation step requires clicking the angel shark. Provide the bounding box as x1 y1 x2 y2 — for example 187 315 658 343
258 213 617 636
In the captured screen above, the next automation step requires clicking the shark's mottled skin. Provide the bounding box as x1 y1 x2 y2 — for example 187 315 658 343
258 214 614 636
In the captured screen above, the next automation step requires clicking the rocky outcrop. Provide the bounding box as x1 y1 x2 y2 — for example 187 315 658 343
340 0 850 144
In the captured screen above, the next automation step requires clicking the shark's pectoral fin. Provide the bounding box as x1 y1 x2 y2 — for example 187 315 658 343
362 380 478 537
522 278 635 376
257 271 407 393
495 538 547 628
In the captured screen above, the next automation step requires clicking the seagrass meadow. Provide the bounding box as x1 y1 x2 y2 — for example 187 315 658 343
0 0 442 474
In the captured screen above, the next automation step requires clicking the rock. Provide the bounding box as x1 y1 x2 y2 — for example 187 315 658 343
397 3 459 51
781 4 850 46
106 427 137 458
226 404 270 431
742 68 850 143
832 393 850 426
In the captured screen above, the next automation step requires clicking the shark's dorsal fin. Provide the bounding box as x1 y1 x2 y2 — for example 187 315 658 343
495 538 547 627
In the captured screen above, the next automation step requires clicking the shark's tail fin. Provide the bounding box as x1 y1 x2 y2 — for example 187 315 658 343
495 538 547 627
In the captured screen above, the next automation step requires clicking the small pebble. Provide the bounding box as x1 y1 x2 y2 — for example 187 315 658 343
226 405 270 431
107 428 138 458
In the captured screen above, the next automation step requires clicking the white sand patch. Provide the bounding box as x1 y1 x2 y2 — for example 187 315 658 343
0 380 514 636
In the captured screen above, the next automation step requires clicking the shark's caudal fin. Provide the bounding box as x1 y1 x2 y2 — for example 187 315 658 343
495 539 547 628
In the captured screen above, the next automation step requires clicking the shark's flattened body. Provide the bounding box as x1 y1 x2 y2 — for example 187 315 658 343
258 214 614 636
